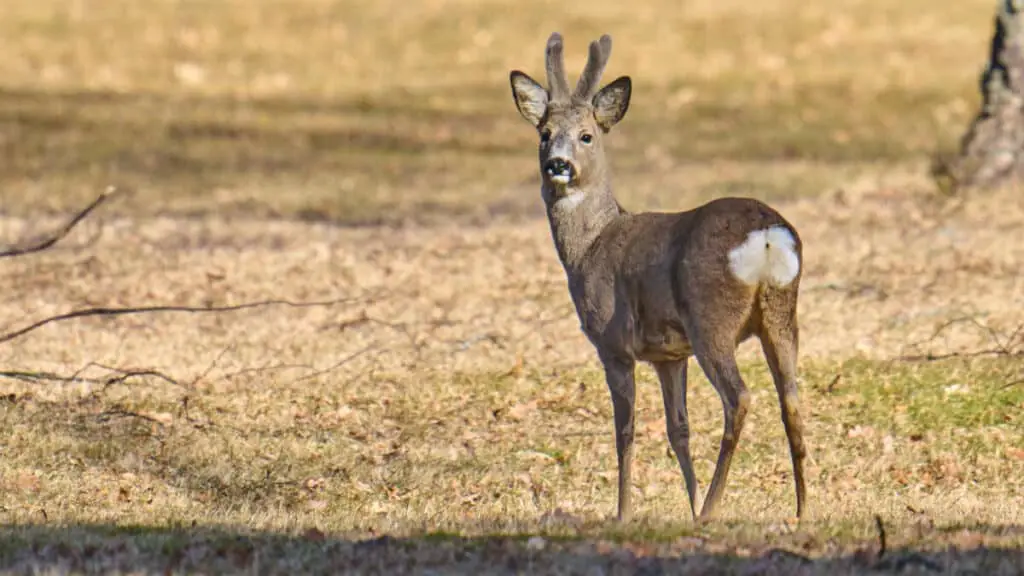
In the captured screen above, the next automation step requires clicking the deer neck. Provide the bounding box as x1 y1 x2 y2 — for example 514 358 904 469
544 181 623 274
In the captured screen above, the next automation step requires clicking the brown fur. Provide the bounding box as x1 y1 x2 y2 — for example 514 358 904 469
509 33 807 522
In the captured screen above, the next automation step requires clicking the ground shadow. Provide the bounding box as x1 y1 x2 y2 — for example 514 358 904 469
1 522 1023 575
0 84 540 225
0 84 518 164
0 79 942 225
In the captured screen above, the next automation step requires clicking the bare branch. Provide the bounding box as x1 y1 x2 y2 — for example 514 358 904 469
875 515 887 561
897 348 1023 362
897 315 1024 362
0 366 182 389
0 296 367 346
189 344 236 388
1002 377 1024 389
90 363 183 388
289 343 380 385
0 186 116 259
0 369 83 385
218 362 317 381
872 514 942 573
96 408 169 428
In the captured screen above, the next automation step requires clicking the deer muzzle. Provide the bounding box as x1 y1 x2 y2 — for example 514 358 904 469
544 157 576 185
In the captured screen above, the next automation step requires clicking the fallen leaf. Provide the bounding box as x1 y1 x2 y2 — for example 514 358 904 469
508 400 537 421
139 411 174 426
526 536 547 551
847 425 874 439
507 355 524 378
950 529 985 548
889 466 911 485
641 417 666 435
15 472 41 492
944 383 969 396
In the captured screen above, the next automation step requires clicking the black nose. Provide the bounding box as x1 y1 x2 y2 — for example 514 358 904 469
544 158 573 177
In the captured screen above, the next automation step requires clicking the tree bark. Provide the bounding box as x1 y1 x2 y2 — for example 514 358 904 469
937 0 1024 193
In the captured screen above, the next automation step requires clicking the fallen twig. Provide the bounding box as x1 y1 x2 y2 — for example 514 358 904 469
875 514 887 561
289 343 380 385
0 366 182 389
0 296 366 346
897 315 1024 362
218 362 318 381
0 186 116 259
189 344 236 389
96 408 169 427
897 348 1023 362
90 363 183 388
1002 377 1024 390
871 514 942 572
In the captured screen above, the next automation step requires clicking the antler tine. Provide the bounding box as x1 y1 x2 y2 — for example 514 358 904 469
574 34 612 101
545 32 571 102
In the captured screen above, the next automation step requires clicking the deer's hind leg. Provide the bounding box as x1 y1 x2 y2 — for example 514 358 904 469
691 345 750 521
758 286 807 519
683 305 753 521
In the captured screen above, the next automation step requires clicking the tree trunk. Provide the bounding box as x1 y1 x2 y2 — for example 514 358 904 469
936 0 1024 193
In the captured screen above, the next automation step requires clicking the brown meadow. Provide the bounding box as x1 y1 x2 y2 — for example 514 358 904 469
3 0 1024 573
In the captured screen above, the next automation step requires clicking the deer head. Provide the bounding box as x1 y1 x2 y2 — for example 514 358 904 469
509 33 632 207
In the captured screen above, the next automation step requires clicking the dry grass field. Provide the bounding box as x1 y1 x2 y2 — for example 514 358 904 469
3 0 1024 574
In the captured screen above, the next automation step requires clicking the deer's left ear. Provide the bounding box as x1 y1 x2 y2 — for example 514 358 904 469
592 76 631 132
510 71 549 127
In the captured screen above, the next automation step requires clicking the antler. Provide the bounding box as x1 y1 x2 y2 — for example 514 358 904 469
545 32 572 102
574 34 612 101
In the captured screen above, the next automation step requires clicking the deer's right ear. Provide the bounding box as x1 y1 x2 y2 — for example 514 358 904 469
510 71 549 127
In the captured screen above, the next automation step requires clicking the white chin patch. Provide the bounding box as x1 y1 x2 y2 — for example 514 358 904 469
553 191 585 211
550 174 571 185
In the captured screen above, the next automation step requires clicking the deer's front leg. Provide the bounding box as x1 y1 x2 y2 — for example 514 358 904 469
654 359 699 520
601 353 637 522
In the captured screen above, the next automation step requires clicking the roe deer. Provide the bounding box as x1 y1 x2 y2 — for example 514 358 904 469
508 33 807 522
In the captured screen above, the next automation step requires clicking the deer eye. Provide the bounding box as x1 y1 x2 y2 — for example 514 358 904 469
580 133 593 144
540 130 552 144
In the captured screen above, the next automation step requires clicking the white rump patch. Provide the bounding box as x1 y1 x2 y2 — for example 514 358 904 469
727 226 800 287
